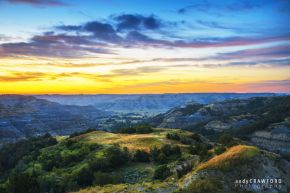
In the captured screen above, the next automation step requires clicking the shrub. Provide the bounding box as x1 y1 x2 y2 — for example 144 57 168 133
6 173 40 193
153 165 171 180
134 150 150 162
0 134 57 173
150 145 181 164
166 133 180 141
190 133 202 142
219 134 236 147
185 178 223 193
69 128 96 138
117 124 153 134
214 146 226 155
93 172 113 186
105 146 130 167
76 166 94 187
89 157 110 172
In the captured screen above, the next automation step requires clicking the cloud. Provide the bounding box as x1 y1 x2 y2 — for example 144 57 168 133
4 0 67 6
246 79 290 92
0 71 113 82
57 21 123 43
1 12 289 59
224 0 262 11
0 33 111 58
178 1 211 14
228 58 290 67
57 14 163 43
0 66 166 83
1 31 289 58
215 45 290 60
110 66 165 76
113 14 161 31
125 31 171 47
0 72 47 82
84 21 122 43
167 35 290 49
196 20 238 31
0 34 12 41
178 0 263 14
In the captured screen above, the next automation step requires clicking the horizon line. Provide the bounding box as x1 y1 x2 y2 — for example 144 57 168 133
0 92 289 96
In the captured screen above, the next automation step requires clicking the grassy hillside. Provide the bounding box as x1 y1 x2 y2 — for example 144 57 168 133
73 144 290 193
0 128 207 193
73 128 192 152
196 145 260 171
1 128 288 193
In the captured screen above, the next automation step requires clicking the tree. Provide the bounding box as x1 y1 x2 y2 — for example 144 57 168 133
93 172 113 186
76 167 94 187
219 134 236 147
214 146 226 155
134 150 150 162
190 133 202 142
153 165 171 180
150 146 160 162
6 173 39 193
105 146 129 167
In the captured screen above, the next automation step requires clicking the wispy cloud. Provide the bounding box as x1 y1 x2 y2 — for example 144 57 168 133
245 79 290 92
0 33 112 58
0 71 112 82
178 0 264 14
3 0 67 7
215 45 290 60
0 11 288 59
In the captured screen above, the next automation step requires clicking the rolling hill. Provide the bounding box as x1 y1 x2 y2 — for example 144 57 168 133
0 95 109 146
150 96 290 157
0 128 289 193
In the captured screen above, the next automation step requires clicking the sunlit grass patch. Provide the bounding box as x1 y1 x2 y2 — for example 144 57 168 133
196 145 260 171
55 135 68 142
74 129 189 152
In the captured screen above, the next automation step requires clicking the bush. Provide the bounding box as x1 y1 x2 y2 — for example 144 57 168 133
150 145 181 164
69 128 96 138
153 165 171 180
76 166 94 187
214 146 226 155
6 173 40 193
219 134 236 147
189 143 211 161
105 146 130 167
134 150 150 162
161 144 181 157
190 133 202 142
185 178 223 193
117 124 153 134
89 157 110 172
0 134 57 173
166 133 180 141
93 172 113 186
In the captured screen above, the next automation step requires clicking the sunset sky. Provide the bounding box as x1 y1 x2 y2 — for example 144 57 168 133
0 0 289 94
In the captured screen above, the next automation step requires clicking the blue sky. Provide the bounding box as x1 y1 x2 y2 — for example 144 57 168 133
1 0 289 41
0 0 289 94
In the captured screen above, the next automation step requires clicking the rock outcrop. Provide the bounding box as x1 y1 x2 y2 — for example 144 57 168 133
251 118 290 156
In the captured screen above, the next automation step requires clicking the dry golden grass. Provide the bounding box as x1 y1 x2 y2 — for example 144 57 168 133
196 145 260 171
73 129 189 152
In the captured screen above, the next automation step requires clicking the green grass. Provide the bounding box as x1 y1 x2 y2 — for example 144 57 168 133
73 128 191 152
72 181 177 193
110 162 156 183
